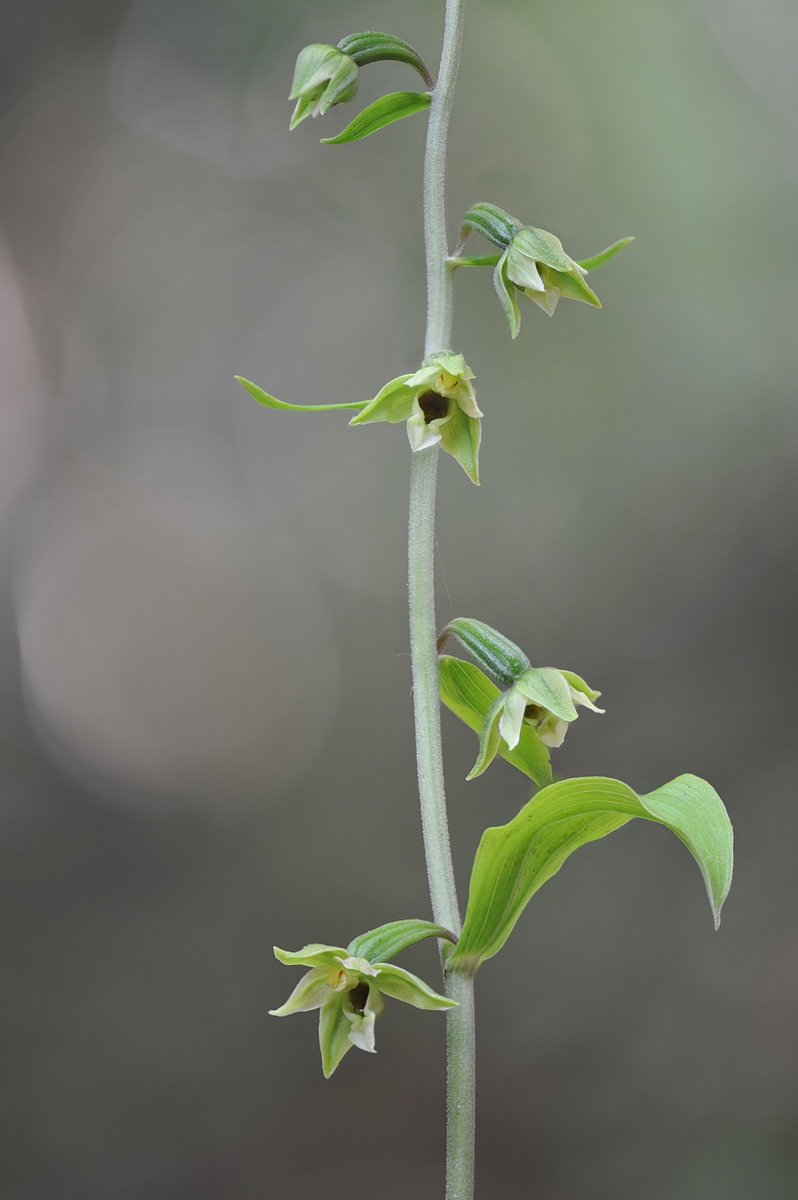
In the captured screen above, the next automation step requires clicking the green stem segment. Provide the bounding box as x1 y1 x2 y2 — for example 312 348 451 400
409 1 476 1198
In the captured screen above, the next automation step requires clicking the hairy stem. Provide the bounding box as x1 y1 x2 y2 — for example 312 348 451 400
408 447 460 937
409 1 476 1198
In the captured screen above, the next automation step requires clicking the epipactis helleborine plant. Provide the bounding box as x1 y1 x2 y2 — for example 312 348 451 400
237 11 734 1200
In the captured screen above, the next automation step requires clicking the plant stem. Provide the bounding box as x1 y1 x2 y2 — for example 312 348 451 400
408 448 460 938
423 0 464 358
408 1 476 1199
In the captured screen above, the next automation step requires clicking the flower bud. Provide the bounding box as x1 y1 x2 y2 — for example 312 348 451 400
289 44 359 130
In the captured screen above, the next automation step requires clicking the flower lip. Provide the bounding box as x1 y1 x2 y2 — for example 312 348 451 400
348 982 371 1014
418 390 450 423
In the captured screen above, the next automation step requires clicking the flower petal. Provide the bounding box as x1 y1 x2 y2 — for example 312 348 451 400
560 669 605 712
493 254 522 339
453 379 483 419
289 44 341 100
466 693 506 780
438 404 481 485
407 411 443 452
514 668 579 722
338 955 380 977
497 684 527 750
273 943 349 969
319 54 359 113
318 994 355 1078
511 226 572 272
525 285 560 317
289 93 319 131
539 265 601 308
372 964 457 1010
536 715 569 748
269 967 331 1016
349 374 416 427
506 246 545 292
344 984 384 1052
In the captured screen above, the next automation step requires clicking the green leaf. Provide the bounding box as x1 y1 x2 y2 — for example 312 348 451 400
460 203 522 250
336 31 433 87
577 236 635 273
347 919 456 963
439 656 552 788
321 91 431 145
441 617 530 687
450 775 734 973
236 376 366 412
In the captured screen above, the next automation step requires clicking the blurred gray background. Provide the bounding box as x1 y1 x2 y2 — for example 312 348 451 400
2 0 797 1197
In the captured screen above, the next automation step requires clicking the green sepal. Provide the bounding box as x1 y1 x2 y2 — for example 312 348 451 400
515 667 579 722
289 44 341 100
288 44 359 131
269 966 331 1016
273 943 348 968
577 237 635 273
236 376 367 413
439 655 553 788
319 993 354 1078
466 694 504 780
537 265 601 308
460 202 522 250
347 919 456 963
441 617 531 687
336 31 433 87
450 775 734 973
349 374 415 426
438 402 481 486
494 251 521 339
372 964 457 1010
321 91 431 145
510 226 572 273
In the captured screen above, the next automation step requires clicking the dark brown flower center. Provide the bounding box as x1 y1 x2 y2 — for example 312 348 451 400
348 982 370 1015
418 390 450 424
524 703 546 722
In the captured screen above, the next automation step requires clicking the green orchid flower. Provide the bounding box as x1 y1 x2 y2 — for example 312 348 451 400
495 226 601 335
439 617 604 779
270 942 456 1077
468 665 604 779
350 352 482 484
289 44 359 130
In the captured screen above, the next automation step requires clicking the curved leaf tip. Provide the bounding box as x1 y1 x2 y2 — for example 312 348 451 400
450 774 733 972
